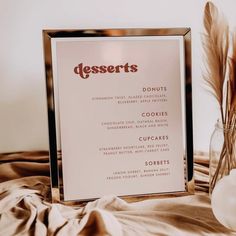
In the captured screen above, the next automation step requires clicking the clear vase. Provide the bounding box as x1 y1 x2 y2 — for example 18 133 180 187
209 119 236 194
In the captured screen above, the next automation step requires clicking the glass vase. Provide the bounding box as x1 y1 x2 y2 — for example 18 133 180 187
209 119 236 194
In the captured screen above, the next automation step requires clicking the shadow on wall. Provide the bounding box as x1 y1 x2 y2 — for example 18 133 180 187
0 76 49 153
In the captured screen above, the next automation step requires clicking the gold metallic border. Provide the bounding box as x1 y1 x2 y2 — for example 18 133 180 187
43 28 194 205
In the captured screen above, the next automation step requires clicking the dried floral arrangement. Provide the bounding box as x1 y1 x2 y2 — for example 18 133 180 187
203 2 236 190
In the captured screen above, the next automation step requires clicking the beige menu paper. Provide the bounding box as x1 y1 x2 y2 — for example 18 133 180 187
52 36 186 201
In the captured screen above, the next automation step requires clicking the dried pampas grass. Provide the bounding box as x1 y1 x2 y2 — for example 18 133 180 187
203 1 236 191
228 32 236 124
203 1 229 122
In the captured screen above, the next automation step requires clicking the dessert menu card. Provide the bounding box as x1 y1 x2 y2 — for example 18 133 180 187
52 36 186 201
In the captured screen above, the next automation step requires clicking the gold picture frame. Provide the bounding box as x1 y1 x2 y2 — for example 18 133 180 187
43 28 194 204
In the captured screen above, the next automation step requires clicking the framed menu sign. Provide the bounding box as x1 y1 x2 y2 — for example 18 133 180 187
43 28 194 203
